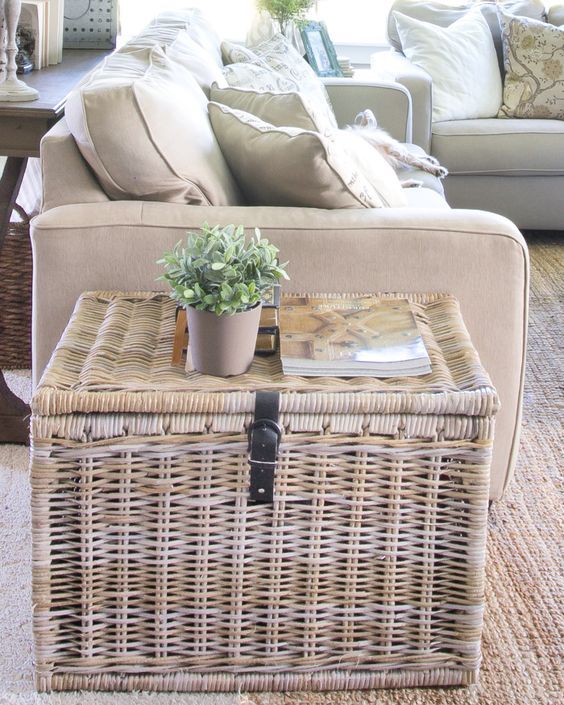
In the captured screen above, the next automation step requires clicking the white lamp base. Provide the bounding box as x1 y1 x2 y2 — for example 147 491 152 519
0 76 39 102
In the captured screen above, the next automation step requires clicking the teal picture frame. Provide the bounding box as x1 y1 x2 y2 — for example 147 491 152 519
300 21 343 78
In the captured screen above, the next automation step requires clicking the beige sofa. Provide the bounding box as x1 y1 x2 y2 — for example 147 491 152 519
31 9 529 500
375 0 564 230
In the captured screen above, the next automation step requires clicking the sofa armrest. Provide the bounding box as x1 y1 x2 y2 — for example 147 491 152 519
548 4 564 25
369 51 433 152
40 118 109 212
31 201 528 500
323 78 412 142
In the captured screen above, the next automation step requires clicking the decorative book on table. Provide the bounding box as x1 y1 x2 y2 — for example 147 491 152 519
279 295 431 377
20 1 49 70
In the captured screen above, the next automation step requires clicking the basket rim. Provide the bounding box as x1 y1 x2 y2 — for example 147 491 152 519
32 291 499 418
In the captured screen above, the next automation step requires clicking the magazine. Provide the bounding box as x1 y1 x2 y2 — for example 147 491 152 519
279 296 431 377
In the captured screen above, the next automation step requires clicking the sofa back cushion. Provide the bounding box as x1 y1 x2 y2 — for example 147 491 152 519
65 46 242 205
149 8 223 67
208 102 407 209
388 0 547 72
166 30 225 93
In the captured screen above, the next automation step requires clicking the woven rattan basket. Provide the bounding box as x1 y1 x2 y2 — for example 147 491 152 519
31 291 498 692
0 216 32 368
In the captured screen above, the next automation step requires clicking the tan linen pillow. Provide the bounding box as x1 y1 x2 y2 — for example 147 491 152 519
221 34 338 129
498 10 564 119
65 46 242 205
209 83 334 132
222 62 298 92
208 102 407 209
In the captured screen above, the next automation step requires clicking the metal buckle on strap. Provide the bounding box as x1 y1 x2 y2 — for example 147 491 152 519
247 418 283 453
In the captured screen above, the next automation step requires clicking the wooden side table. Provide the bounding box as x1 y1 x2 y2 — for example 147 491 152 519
0 49 108 443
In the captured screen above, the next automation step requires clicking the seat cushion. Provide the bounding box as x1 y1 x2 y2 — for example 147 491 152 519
395 144 446 195
403 187 450 209
432 119 564 175
65 46 242 205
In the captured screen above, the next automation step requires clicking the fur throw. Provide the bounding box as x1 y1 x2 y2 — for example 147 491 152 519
348 109 448 186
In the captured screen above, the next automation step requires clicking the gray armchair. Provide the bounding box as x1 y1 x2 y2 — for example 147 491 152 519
372 0 564 230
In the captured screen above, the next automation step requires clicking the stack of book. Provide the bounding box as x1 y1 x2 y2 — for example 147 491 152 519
279 295 431 377
19 0 64 70
337 56 355 78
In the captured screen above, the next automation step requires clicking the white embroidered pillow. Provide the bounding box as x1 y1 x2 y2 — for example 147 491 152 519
221 34 337 129
222 62 298 93
394 9 503 122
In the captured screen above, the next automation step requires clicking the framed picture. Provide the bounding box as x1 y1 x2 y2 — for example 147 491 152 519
300 21 343 78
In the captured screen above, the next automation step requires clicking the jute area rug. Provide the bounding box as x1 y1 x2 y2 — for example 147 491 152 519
0 233 562 705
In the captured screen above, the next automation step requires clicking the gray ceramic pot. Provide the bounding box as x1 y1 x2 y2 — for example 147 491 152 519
186 303 262 377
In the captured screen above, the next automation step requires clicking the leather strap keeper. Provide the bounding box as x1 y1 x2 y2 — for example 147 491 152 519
248 391 281 503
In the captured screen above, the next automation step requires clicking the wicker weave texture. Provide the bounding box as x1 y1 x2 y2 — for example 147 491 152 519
0 220 32 368
31 292 497 692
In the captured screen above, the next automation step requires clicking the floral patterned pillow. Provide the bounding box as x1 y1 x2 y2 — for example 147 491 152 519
498 10 564 119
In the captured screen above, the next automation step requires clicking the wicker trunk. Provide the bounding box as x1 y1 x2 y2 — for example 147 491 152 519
31 291 498 693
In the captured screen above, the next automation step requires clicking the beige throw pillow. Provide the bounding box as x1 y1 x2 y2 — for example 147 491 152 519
221 34 337 129
65 47 242 205
209 83 334 132
498 10 564 119
208 102 407 209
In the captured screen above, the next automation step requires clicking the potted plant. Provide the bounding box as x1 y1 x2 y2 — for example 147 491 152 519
256 0 315 34
158 223 289 377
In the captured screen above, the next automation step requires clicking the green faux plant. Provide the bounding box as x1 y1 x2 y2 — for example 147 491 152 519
256 0 315 32
158 224 289 316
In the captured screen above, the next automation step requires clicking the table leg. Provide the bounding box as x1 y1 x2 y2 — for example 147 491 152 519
0 156 30 444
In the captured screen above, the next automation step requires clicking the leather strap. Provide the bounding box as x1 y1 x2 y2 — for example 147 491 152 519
248 391 281 503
